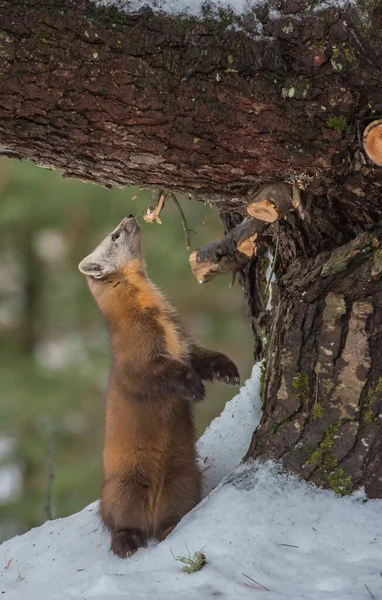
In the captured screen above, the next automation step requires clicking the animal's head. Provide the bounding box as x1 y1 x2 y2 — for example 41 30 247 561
78 215 142 280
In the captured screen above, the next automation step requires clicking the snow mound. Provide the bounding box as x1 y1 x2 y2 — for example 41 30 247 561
1 366 382 600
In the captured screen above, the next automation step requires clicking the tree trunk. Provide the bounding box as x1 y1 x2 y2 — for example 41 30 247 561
244 231 382 498
1 0 382 496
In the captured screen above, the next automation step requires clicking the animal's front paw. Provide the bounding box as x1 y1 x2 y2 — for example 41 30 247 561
211 355 240 386
111 529 147 559
184 370 206 402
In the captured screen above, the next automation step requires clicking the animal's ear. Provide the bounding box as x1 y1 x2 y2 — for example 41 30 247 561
78 254 112 279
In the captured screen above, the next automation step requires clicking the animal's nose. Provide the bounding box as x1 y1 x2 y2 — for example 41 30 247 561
119 215 138 231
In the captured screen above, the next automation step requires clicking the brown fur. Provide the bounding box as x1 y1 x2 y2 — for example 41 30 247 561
85 254 239 558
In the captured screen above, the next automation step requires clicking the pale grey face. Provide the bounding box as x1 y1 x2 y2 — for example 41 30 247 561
78 215 142 279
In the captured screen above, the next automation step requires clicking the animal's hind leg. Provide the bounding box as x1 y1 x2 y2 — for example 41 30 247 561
154 462 202 542
101 475 151 558
110 529 147 559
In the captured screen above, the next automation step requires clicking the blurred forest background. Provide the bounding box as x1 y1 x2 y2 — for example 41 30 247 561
0 159 253 542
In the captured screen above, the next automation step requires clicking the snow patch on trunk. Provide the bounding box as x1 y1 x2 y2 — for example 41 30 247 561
95 0 257 17
197 362 262 494
95 0 356 18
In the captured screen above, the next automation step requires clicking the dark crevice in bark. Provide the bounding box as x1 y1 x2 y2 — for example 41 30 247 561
333 299 352 373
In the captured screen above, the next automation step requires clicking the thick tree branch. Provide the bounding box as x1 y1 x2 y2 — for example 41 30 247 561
0 0 381 200
246 183 299 221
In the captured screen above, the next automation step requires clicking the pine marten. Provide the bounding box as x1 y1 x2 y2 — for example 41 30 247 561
78 215 239 558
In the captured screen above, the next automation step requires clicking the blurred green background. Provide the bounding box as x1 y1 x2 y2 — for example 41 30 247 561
0 159 253 542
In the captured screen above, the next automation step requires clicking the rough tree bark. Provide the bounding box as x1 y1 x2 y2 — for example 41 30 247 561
1 0 382 496
245 231 382 498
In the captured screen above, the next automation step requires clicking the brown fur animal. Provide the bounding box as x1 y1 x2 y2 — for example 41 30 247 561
79 215 239 558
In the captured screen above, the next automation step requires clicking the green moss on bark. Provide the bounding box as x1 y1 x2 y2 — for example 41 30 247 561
327 468 353 496
327 116 347 133
293 373 310 402
307 421 353 496
312 403 324 420
364 377 382 423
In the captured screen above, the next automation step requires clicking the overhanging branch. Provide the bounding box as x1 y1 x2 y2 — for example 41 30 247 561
0 1 381 197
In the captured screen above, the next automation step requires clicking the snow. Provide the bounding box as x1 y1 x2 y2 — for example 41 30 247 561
197 362 262 494
95 0 356 18
95 0 256 18
1 365 382 600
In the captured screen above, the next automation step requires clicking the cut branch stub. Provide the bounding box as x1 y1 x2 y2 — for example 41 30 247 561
190 183 294 284
144 190 166 224
246 183 294 222
363 119 382 166
237 234 258 258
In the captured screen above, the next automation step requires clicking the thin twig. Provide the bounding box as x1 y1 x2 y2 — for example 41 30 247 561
276 543 299 548
134 207 147 220
264 230 279 297
130 188 146 201
364 584 375 600
169 192 194 250
44 434 55 521
242 572 270 592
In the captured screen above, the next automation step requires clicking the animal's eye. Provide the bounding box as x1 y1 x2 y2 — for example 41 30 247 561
111 233 120 242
